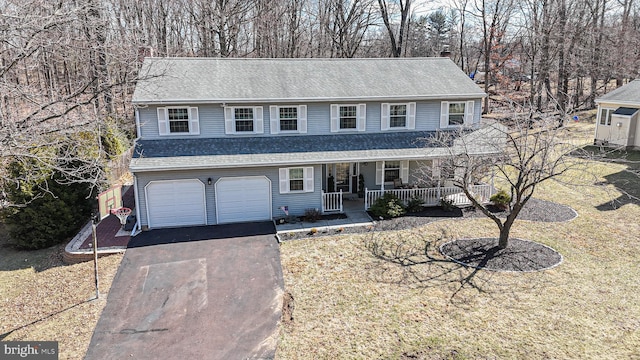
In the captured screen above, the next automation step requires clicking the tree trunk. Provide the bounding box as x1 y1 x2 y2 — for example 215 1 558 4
498 225 510 249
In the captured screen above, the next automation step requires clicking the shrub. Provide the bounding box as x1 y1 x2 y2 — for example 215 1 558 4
406 196 424 213
304 208 322 222
440 197 456 212
369 193 406 219
1 161 94 250
490 189 512 210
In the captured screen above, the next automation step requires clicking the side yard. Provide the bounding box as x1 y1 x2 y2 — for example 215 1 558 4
0 227 123 360
276 128 640 358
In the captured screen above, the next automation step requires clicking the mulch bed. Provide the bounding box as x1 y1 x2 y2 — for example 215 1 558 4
440 238 563 272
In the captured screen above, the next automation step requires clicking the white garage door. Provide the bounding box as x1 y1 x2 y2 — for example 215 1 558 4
216 176 271 224
146 179 206 228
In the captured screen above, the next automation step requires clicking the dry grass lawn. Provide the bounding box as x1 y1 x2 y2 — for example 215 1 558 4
276 122 640 359
0 229 123 360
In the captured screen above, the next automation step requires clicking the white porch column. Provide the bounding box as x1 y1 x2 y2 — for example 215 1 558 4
380 160 385 191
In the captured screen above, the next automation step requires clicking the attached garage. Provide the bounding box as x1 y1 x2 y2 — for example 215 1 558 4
145 179 206 229
216 176 272 224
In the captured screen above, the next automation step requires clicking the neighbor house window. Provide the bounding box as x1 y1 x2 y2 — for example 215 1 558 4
384 161 400 182
224 106 264 134
279 167 314 193
157 107 200 136
340 106 357 129
280 107 298 131
235 108 254 132
599 108 613 126
389 105 407 128
330 104 366 132
448 102 466 125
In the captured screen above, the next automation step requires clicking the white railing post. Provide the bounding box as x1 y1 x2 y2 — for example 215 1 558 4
364 188 368 209
321 190 326 213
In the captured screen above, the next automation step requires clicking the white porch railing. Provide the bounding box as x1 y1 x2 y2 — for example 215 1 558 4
364 184 494 210
322 190 343 213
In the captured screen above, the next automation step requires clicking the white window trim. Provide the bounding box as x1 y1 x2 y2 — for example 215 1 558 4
440 100 475 128
375 161 409 185
224 106 264 135
157 106 200 136
330 104 366 132
279 167 314 194
381 102 416 130
598 107 614 126
270 105 307 134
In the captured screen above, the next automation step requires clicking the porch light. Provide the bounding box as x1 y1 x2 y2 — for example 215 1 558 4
207 177 212 185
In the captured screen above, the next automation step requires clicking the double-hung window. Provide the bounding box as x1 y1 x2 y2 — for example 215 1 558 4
381 103 416 130
157 107 200 136
375 160 409 185
599 107 614 126
279 167 314 193
440 101 475 128
269 105 307 134
384 161 400 182
330 104 366 132
224 106 264 134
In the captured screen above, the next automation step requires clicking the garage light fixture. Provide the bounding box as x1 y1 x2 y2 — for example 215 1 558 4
207 178 212 185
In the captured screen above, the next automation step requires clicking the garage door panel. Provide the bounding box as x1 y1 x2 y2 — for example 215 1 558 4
216 177 271 224
146 180 206 228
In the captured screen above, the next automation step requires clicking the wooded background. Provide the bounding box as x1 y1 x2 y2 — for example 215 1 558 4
1 0 639 192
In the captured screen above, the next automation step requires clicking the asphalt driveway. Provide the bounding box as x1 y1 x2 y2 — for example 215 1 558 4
85 222 283 359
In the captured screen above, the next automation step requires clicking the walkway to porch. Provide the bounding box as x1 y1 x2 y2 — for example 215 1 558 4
275 197 373 233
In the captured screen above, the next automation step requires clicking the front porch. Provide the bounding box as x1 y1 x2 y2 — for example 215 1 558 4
322 183 494 212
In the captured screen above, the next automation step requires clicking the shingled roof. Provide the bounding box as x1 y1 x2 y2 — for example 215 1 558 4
596 79 640 106
132 57 485 104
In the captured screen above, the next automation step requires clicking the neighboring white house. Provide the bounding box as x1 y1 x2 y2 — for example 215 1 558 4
595 79 640 148
130 57 501 230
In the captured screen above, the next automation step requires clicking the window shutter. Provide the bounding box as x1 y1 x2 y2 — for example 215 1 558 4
254 106 264 134
330 104 339 132
189 107 200 135
279 168 289 194
157 107 168 135
440 102 449 128
407 102 416 129
224 107 234 134
381 103 390 130
270 106 279 134
465 100 475 126
298 105 307 133
400 160 409 183
358 103 366 131
375 162 383 185
304 167 314 192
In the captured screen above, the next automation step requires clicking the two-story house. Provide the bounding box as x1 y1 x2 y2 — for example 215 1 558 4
130 57 499 230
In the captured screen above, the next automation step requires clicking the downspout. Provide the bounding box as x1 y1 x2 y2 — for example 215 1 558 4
133 175 142 233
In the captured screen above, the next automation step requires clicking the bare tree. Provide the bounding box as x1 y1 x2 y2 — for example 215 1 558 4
377 0 412 57
420 112 590 249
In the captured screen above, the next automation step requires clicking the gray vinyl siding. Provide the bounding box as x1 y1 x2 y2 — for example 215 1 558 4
137 99 483 139
134 165 322 227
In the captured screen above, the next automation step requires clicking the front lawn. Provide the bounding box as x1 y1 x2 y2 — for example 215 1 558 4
276 124 640 359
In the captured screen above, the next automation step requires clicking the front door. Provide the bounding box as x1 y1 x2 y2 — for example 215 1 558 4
335 163 351 193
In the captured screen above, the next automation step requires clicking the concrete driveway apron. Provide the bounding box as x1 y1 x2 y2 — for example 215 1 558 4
85 222 283 360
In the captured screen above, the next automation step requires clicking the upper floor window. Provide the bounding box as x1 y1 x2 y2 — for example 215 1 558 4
381 103 416 130
279 167 314 193
440 101 475 128
330 104 366 132
224 106 264 134
157 107 200 136
270 105 307 134
599 108 613 126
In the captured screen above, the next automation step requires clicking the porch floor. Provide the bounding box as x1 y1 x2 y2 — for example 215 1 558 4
276 197 373 234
